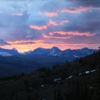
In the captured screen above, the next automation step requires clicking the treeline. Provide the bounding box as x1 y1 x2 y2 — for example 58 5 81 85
0 72 25 81
53 79 94 100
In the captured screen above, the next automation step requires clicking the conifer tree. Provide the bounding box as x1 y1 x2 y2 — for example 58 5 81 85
92 71 100 100
27 95 31 100
53 89 56 100
56 87 63 100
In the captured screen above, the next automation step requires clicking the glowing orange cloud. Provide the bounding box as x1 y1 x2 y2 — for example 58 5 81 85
39 11 58 17
7 40 44 45
1 37 99 53
42 34 71 40
29 25 47 30
11 13 23 16
51 31 95 36
6 40 45 52
61 6 92 13
34 40 45 44
1 41 99 53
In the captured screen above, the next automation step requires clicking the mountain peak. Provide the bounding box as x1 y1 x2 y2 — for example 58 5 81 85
34 47 45 50
81 47 89 50
51 46 60 50
12 48 18 51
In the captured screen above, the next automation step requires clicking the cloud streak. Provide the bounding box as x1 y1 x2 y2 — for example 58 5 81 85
39 11 58 17
48 19 58 26
42 33 71 40
50 31 96 37
29 19 69 30
60 20 69 25
61 6 92 13
29 25 47 30
11 13 23 16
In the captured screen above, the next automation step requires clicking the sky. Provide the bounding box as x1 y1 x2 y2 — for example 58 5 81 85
0 0 100 52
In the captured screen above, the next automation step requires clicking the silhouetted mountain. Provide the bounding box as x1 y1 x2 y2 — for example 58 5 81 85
24 47 61 56
0 47 97 58
48 46 61 56
24 47 97 58
0 48 19 56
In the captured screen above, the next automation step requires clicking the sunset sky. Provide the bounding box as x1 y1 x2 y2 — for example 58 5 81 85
0 0 100 52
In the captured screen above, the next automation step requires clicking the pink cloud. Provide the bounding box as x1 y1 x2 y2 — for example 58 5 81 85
11 13 23 16
39 11 58 17
47 19 69 26
29 25 47 30
51 31 95 36
60 20 69 25
38 12 42 14
29 20 59 30
61 6 92 13
48 19 58 26
42 34 71 40
29 18 69 30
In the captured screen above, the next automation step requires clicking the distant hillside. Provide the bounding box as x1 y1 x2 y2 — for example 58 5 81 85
0 56 67 77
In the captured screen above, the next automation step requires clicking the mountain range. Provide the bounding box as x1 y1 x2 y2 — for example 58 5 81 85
0 46 96 58
0 47 98 77
24 46 97 58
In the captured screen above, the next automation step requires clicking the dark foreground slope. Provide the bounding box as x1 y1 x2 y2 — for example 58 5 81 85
0 51 100 100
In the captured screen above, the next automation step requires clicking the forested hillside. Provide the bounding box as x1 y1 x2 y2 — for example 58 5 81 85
0 51 100 100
